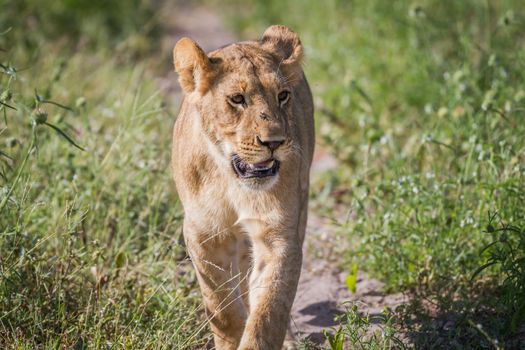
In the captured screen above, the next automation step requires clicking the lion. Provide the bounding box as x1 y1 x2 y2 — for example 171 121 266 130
171 25 314 350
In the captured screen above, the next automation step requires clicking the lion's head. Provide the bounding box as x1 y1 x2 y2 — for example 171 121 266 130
173 25 304 190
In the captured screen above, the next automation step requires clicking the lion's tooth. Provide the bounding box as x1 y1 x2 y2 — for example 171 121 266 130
248 160 275 171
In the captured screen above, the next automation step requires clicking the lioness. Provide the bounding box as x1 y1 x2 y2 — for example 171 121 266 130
171 25 314 350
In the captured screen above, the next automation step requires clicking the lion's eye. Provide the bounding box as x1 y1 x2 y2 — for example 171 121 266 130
278 90 290 105
229 94 245 105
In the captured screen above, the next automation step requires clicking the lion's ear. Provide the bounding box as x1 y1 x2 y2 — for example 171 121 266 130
173 37 214 95
261 25 303 78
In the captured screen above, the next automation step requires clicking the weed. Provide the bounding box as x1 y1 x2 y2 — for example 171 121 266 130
323 303 406 350
473 212 525 332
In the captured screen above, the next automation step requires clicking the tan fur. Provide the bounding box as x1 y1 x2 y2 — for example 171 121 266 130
172 25 314 350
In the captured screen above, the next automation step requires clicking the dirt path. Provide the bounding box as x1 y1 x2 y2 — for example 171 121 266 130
163 4 408 346
291 148 408 344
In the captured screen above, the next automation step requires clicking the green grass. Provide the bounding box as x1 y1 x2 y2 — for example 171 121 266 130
1 3 209 348
0 0 160 50
3 0 525 348
223 0 525 347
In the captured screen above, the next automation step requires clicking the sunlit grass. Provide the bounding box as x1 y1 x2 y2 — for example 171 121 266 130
0 15 209 348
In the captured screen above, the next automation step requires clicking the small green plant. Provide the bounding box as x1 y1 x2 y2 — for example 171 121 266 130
473 212 525 332
323 303 407 350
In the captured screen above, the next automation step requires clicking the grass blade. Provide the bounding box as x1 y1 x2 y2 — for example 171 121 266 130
43 122 85 151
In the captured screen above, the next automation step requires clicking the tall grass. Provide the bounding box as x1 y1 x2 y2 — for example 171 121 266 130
0 0 160 50
1 5 208 348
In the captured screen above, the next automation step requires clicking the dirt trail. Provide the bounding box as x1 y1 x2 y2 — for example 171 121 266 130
291 147 408 344
164 4 408 346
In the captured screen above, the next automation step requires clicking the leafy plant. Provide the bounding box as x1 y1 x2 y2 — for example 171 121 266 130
345 263 358 293
473 212 525 332
324 303 407 350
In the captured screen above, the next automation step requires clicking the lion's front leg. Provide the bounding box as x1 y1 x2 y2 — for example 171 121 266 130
183 220 248 350
238 228 302 350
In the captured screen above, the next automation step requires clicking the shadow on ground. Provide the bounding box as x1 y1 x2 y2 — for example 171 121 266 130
398 282 525 349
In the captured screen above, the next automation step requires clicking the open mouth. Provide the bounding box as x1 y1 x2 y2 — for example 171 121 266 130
231 155 280 179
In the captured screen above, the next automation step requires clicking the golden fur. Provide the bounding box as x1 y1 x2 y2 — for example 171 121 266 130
171 25 314 350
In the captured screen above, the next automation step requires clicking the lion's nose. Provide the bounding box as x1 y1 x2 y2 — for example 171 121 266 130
257 136 285 151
